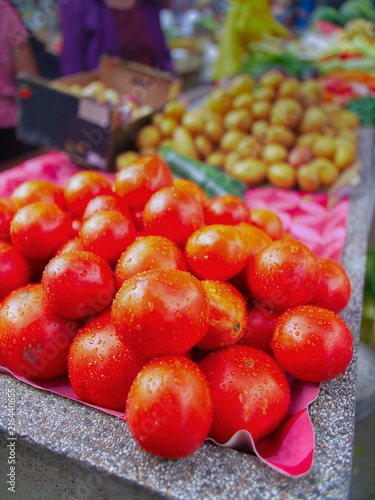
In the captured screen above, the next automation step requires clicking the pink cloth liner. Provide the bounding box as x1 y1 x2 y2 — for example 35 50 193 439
0 151 350 477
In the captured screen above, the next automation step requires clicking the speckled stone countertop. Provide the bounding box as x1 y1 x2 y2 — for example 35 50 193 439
0 128 374 500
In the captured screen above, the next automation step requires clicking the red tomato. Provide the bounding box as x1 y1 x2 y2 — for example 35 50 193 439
184 224 248 281
198 344 290 444
229 222 272 292
0 241 31 301
42 251 116 319
250 209 283 240
68 309 145 411
10 202 73 259
115 235 187 288
195 280 247 351
10 180 66 212
0 284 80 380
56 237 85 255
173 178 208 206
238 301 281 355
309 258 351 313
80 210 136 266
126 356 213 458
64 171 113 218
82 194 134 225
203 195 251 226
111 269 208 358
271 305 353 382
247 238 320 311
0 200 13 242
114 156 173 210
143 186 205 248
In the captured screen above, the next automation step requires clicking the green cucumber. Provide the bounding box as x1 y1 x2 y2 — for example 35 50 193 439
159 147 247 200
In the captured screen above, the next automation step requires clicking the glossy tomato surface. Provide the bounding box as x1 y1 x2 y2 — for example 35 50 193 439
80 210 136 266
271 304 353 382
309 258 351 313
64 171 113 218
239 301 281 355
0 200 14 242
10 180 66 212
82 194 134 224
195 280 247 351
0 241 31 301
111 269 208 358
199 344 290 444
42 251 116 319
126 356 213 458
10 202 73 259
184 224 248 281
68 309 145 411
114 156 173 210
247 238 320 311
143 186 205 248
250 209 283 240
115 235 187 288
203 195 251 226
0 284 80 380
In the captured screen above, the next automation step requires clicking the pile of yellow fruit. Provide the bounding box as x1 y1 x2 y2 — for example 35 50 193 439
129 71 360 192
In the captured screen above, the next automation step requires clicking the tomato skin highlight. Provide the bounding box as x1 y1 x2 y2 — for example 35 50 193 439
247 238 320 312
184 224 248 281
42 251 116 320
271 305 353 382
126 356 213 458
68 309 146 411
309 257 351 313
64 171 113 218
0 241 31 301
250 209 283 240
111 269 209 359
0 284 80 380
199 344 290 444
203 195 251 226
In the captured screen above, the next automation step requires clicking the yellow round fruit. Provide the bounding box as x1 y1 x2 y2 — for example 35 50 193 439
205 88 232 115
252 100 271 120
136 125 162 149
297 164 321 192
115 151 139 171
159 117 178 138
181 112 205 135
253 86 276 102
312 136 336 159
262 143 288 163
268 162 297 189
206 151 226 168
271 98 303 129
204 120 225 143
232 93 254 110
334 142 356 170
228 74 255 97
311 158 339 187
278 78 301 100
164 100 187 122
225 158 267 185
152 113 164 128
258 70 284 90
223 108 253 132
195 134 214 159
225 151 242 170
220 129 247 152
172 127 198 159
267 126 295 148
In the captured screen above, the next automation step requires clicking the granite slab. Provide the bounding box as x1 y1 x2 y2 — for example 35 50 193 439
0 127 374 500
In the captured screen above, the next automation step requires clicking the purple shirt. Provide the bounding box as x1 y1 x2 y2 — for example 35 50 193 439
59 0 173 75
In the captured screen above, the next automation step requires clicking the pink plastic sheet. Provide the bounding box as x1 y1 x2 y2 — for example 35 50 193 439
0 152 351 477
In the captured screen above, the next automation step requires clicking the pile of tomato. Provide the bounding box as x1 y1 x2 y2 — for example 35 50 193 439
0 155 353 459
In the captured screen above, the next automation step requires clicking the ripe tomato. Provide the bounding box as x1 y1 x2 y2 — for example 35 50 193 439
184 224 248 281
271 305 353 382
126 356 213 458
56 237 85 255
115 235 187 288
0 284 80 380
143 186 205 248
80 210 136 266
238 301 281 355
250 209 283 240
173 178 208 206
42 251 116 319
114 156 173 210
111 269 208 358
229 222 272 292
309 258 351 313
198 344 290 444
0 200 13 242
203 195 251 226
64 171 113 218
247 238 320 311
195 280 247 351
82 194 134 225
10 180 66 212
0 241 31 301
68 309 145 411
10 202 73 259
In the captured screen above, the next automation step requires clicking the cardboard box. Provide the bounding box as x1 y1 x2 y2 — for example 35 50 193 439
17 56 181 171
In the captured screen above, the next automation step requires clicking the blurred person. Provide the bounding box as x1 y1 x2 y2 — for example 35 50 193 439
59 0 173 76
0 0 39 163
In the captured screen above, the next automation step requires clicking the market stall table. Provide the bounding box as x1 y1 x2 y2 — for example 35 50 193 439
0 127 374 500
